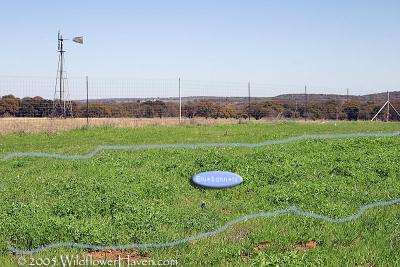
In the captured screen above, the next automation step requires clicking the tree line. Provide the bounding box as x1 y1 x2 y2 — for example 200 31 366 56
1 94 398 121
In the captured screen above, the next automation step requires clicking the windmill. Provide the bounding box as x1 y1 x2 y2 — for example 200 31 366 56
51 31 83 118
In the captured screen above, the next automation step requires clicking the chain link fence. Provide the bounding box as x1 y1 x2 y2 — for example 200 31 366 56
0 76 399 133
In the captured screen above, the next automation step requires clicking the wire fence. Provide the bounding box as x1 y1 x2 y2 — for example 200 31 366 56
0 75 399 132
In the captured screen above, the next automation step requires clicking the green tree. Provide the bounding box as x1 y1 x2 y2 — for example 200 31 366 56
342 101 360 120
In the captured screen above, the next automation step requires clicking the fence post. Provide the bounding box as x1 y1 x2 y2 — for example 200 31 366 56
248 81 251 120
179 77 181 123
304 85 308 121
86 76 89 126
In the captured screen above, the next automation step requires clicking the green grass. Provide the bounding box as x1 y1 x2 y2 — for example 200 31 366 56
0 121 400 266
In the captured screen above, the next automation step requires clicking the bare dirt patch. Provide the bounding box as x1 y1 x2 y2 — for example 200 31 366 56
240 253 250 263
294 240 318 251
255 241 271 251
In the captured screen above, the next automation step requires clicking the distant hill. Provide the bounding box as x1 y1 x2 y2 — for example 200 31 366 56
274 91 400 102
75 91 400 103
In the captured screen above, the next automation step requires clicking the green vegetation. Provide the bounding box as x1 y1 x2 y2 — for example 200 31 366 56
0 121 399 266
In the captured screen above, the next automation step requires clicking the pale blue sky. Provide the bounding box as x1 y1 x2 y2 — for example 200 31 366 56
0 0 399 97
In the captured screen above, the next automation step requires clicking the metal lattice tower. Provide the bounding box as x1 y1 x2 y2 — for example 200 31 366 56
52 31 73 118
371 91 400 121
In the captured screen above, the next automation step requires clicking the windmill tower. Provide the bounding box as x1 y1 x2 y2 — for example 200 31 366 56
52 31 83 118
371 91 400 122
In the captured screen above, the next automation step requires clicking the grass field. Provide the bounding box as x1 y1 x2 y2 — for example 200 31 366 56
0 121 400 266
0 117 246 134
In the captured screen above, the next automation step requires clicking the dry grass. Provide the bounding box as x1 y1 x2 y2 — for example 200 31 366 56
0 117 250 134
0 117 344 134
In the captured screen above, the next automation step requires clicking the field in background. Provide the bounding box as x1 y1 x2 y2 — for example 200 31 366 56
0 117 245 134
0 122 399 266
0 117 348 134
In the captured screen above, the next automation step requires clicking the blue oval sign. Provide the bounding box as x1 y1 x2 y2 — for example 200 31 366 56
192 171 243 188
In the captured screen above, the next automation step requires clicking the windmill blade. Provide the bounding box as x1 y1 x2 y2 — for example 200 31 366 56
72 36 83 44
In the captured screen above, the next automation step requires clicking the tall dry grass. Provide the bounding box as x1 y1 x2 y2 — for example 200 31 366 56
0 117 342 134
0 117 250 134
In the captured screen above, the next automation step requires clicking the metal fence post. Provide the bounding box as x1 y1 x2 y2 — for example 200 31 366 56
179 77 182 123
86 76 89 126
304 85 308 121
248 81 251 120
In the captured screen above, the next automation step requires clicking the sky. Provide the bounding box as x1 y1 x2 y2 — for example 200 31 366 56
0 0 399 97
